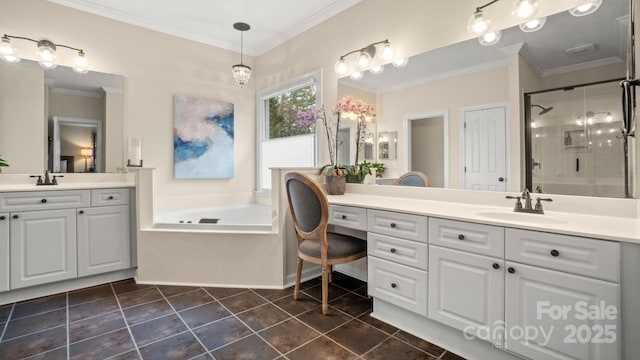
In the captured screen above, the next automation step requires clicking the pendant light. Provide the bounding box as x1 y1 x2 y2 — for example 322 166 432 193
231 22 252 89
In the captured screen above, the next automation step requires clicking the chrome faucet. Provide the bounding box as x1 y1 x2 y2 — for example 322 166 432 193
30 170 63 186
505 188 552 214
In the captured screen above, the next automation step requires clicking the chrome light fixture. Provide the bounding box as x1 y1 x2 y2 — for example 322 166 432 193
1 34 89 73
479 30 502 46
334 39 396 76
512 0 539 20
568 0 603 16
467 0 498 35
231 22 252 89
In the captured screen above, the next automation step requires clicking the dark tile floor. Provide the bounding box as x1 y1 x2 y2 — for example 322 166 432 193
0 274 467 360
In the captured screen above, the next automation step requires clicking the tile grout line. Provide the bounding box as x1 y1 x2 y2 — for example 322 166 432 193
110 282 144 360
0 303 15 343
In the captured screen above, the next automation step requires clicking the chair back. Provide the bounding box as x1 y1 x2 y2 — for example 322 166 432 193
394 171 430 187
285 172 329 244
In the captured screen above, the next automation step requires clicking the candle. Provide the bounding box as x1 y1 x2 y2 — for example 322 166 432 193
127 136 143 167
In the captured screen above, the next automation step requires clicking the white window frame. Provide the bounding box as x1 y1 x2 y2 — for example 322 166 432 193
256 69 323 193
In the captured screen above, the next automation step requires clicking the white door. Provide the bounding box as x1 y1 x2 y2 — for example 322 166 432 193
77 205 131 277
0 213 8 292
505 262 620 360
428 246 505 347
463 107 507 191
10 209 77 289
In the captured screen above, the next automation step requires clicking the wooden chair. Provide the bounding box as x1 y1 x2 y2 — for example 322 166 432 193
394 171 430 187
285 172 367 315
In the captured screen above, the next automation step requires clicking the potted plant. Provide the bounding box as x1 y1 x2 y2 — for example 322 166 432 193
370 162 386 178
335 96 376 184
0 156 9 173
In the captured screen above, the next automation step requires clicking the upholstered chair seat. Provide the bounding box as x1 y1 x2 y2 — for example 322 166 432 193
298 234 367 259
394 171 430 187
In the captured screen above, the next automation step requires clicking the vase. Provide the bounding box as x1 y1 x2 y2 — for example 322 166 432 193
326 175 346 195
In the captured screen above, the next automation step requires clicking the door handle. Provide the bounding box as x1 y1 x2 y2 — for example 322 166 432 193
498 177 505 182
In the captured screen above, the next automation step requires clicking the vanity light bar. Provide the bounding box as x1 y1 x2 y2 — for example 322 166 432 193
0 34 89 73
334 39 397 77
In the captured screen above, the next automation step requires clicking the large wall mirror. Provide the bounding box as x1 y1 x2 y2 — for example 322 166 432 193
338 0 632 198
0 60 124 174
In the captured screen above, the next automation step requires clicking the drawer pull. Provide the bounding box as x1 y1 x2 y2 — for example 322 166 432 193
492 263 500 270
550 249 560 257
507 267 516 274
390 248 397 253
108 196 114 200
341 215 347 220
390 283 397 289
12 214 18 219
0 216 5 220
41 198 47 203
79 210 84 215
390 223 397 228
458 234 465 240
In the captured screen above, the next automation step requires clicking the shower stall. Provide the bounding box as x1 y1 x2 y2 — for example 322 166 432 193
525 78 631 198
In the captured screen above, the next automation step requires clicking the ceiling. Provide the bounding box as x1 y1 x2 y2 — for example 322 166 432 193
47 0 362 56
340 0 629 93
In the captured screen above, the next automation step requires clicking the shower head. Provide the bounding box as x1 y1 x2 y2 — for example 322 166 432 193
532 104 554 115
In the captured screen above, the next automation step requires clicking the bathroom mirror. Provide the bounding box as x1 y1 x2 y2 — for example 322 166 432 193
378 131 397 160
338 0 631 197
0 60 124 174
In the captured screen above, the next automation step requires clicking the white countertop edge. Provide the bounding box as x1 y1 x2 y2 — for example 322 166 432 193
0 182 135 192
328 193 640 244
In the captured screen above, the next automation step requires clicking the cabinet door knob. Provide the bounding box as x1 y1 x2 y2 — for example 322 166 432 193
41 198 47 203
341 215 347 220
390 248 396 253
79 210 84 215
390 223 397 228
390 283 397 289
458 234 465 240
492 263 500 269
108 196 114 200
507 267 516 274
12 214 18 219
0 216 5 220
550 249 560 257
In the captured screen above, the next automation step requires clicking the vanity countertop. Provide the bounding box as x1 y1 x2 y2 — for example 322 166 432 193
0 181 135 192
328 193 640 244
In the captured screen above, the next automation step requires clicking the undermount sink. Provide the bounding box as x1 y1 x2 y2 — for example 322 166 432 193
474 211 568 225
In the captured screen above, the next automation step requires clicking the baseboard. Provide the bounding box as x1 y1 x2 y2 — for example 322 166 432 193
284 266 322 288
134 278 285 290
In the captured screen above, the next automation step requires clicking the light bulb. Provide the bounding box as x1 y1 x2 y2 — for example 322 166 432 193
569 0 602 16
0 37 20 63
587 117 593 125
467 11 491 35
73 51 89 74
334 58 349 75
531 120 537 128
350 72 363 80
606 112 613 122
379 42 394 61
357 51 372 68
478 31 502 46
576 117 584 126
37 40 57 69
519 17 547 32
513 0 539 20
369 65 384 74
392 58 408 67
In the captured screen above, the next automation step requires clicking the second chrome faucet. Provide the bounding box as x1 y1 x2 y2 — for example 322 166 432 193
506 188 552 214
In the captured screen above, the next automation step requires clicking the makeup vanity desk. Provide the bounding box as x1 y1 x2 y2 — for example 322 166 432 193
327 192 640 360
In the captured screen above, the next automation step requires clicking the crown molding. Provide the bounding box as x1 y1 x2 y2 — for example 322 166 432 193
50 87 103 98
541 56 624 77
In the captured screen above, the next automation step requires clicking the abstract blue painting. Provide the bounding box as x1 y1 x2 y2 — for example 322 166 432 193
174 96 234 179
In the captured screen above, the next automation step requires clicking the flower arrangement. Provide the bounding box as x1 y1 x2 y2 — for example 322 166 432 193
296 96 376 179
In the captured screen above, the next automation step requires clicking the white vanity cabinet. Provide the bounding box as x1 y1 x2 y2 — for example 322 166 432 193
77 189 130 277
10 209 78 289
0 213 9 292
367 210 428 316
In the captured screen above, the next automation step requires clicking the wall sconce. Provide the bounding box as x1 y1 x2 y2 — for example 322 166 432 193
334 39 397 76
0 34 89 73
80 148 92 172
127 136 143 167
231 22 251 89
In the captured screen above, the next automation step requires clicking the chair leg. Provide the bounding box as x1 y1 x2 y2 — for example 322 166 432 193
293 258 303 300
328 265 333 283
321 265 329 315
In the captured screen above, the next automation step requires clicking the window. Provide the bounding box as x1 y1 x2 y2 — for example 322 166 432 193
256 70 322 191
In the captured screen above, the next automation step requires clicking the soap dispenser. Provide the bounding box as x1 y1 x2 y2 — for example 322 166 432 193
564 132 572 146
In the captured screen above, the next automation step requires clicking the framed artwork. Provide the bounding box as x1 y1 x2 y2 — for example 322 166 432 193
174 96 234 179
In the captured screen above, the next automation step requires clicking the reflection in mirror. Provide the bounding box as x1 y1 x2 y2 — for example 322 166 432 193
378 131 397 160
337 0 630 197
0 59 124 174
362 128 375 161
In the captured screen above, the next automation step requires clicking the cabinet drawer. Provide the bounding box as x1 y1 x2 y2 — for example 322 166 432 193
429 217 504 257
368 256 428 316
367 210 427 243
368 232 428 270
505 229 620 282
329 205 367 231
0 190 90 212
91 188 130 207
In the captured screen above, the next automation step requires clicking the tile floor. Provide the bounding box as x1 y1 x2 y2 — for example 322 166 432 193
0 274 467 360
